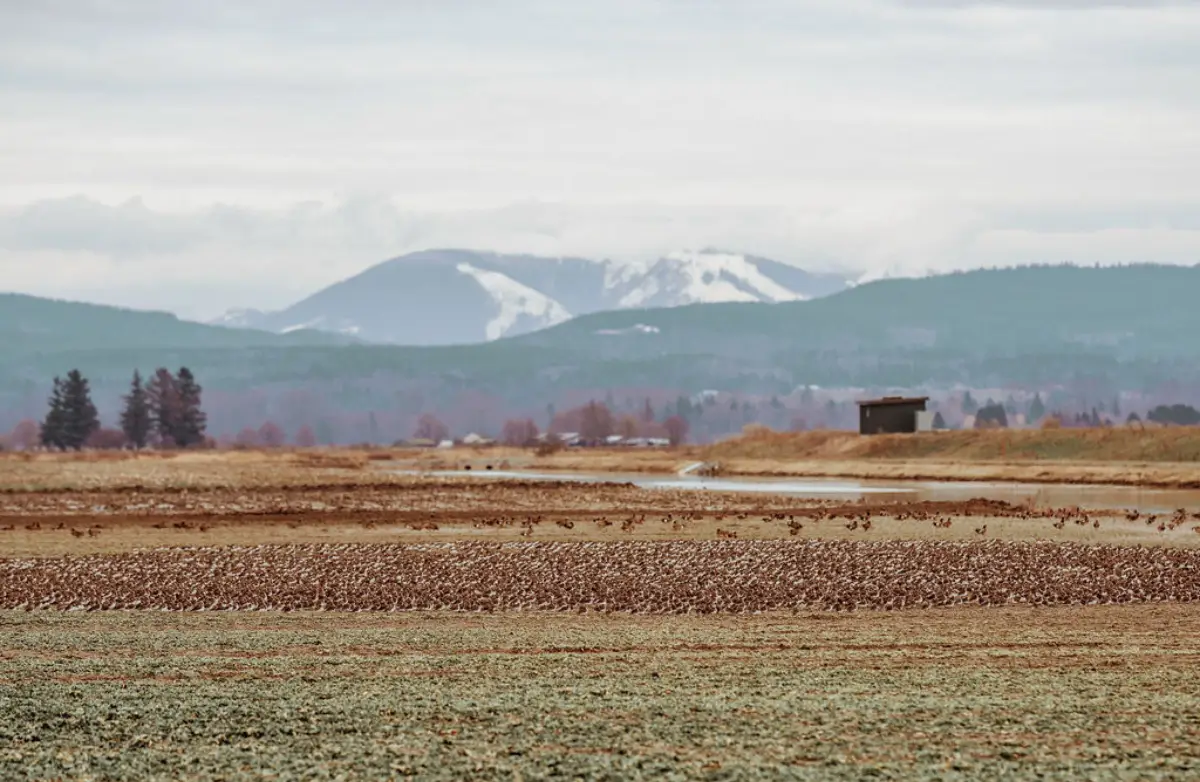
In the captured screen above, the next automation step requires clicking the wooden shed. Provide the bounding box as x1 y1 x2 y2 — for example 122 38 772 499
856 396 930 435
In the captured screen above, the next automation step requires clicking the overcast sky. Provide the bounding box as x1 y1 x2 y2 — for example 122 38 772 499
2 0 1199 319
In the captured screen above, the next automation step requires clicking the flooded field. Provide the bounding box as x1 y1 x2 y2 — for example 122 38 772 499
3 451 1200 778
405 468 1200 513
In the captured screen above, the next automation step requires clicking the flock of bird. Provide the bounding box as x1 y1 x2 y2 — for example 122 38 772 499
3 540 1199 613
3 500 1200 541
3 479 1200 614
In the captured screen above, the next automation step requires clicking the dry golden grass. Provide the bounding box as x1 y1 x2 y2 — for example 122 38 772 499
8 425 1200 493
708 425 1200 463
0 448 379 491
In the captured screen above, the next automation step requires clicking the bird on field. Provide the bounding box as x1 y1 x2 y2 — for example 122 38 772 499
1093 518 1100 529
1126 510 1140 523
70 528 84 538
1053 519 1066 530
974 525 987 535
861 519 873 532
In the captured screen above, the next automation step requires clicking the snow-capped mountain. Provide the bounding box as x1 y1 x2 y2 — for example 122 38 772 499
211 249 848 345
453 261 571 341
610 250 831 308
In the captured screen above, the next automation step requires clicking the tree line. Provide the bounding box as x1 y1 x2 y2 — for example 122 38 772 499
38 368 207 450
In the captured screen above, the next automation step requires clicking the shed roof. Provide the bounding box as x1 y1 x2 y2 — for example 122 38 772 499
856 396 930 407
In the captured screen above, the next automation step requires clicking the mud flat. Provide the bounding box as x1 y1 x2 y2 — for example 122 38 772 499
3 450 1200 778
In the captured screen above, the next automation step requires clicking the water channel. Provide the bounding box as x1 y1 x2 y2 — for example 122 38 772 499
398 469 1200 513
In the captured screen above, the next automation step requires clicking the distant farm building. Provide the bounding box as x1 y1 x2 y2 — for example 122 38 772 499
857 396 930 435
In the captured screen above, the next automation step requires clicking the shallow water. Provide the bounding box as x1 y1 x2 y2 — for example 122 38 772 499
397 468 1200 513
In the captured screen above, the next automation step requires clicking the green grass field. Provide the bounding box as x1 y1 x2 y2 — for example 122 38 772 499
2 607 1198 780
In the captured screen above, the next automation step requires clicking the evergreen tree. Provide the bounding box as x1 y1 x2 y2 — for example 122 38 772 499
1028 393 1046 422
120 370 152 449
961 391 978 415
58 370 99 450
39 376 67 449
174 367 207 447
146 368 180 447
932 411 947 430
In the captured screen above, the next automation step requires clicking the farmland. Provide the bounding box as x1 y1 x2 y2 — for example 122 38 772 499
2 608 1199 779
1 449 1199 778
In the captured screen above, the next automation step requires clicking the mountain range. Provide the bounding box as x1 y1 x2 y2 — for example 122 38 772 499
211 249 850 345
0 292 355 354
4 263 1199 442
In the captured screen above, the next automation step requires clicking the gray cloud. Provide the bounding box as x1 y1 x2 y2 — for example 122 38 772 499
3 194 1198 319
903 1 1187 7
1 0 1198 316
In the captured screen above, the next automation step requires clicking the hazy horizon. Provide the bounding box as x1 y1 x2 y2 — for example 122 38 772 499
3 0 1199 319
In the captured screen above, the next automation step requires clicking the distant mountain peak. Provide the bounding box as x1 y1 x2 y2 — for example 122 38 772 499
209 249 849 345
454 261 571 341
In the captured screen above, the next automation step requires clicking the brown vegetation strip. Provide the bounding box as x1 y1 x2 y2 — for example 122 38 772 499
2 540 1199 613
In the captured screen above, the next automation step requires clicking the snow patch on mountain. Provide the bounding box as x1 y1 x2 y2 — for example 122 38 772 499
280 318 361 336
854 264 929 285
595 323 661 336
455 262 571 341
614 250 808 308
211 307 267 328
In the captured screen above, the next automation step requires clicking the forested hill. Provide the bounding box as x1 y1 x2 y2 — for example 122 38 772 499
0 293 358 354
2 265 1199 434
510 264 1200 361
